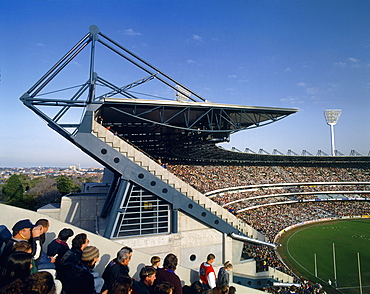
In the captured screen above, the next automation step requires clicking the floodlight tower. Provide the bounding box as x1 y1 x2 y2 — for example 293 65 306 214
324 109 342 156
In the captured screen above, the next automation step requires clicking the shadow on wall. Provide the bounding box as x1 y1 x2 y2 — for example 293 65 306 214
0 204 145 277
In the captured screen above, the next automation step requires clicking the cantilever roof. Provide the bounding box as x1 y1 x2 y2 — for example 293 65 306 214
99 98 297 129
102 97 298 113
96 98 298 161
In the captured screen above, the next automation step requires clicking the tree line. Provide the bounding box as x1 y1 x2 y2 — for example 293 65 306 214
0 174 102 211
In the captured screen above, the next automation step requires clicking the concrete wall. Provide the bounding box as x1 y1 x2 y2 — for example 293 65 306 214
98 211 239 270
43 194 244 270
233 260 294 284
1 204 265 293
57 193 107 233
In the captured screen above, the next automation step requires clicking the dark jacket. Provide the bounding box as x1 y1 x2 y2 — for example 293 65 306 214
154 268 182 294
47 239 69 272
132 280 152 294
102 258 130 291
217 267 229 286
63 263 95 294
0 237 41 266
58 248 82 283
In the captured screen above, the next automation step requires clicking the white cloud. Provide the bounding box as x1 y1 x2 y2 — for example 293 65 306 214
334 61 347 67
228 75 237 78
306 87 319 95
296 82 307 87
36 43 46 48
348 57 359 63
335 57 361 68
192 34 203 41
280 97 304 104
237 79 249 83
122 28 142 36
187 59 196 64
284 67 292 72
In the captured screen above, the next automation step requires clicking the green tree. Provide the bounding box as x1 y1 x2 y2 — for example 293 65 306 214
2 175 36 210
56 175 74 195
2 175 24 201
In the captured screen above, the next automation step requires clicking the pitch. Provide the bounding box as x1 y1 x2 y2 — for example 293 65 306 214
277 218 370 294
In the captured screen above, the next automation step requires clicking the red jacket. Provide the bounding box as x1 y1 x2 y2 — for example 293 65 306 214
199 262 216 288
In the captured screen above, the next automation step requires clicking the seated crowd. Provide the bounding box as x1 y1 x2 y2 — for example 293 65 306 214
167 165 370 194
0 219 235 294
167 164 370 286
211 183 370 207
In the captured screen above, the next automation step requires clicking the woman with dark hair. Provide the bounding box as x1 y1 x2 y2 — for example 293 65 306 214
109 276 133 294
47 228 74 274
154 282 174 294
0 272 56 294
0 278 23 294
12 241 38 275
24 271 56 294
0 251 32 288
57 233 88 283
154 254 182 294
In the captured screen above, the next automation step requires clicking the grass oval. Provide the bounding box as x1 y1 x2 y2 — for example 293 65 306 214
277 218 370 294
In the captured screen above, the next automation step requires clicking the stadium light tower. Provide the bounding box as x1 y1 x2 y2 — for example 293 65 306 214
324 109 342 156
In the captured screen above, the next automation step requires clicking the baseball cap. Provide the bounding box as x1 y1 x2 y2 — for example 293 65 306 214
12 219 37 232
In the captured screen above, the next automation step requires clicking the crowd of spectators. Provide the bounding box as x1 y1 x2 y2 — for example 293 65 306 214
211 184 370 207
0 219 237 294
167 165 370 194
167 163 370 287
259 282 323 294
238 201 370 242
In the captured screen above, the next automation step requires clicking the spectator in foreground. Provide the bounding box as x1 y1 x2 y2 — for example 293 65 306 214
132 265 156 294
108 276 133 294
57 233 89 283
47 228 74 274
63 246 101 294
102 248 131 292
199 254 216 290
154 254 182 294
154 282 174 294
151 255 161 269
24 271 56 294
34 219 55 270
0 271 56 294
0 219 42 266
0 251 33 289
217 261 232 286
11 241 38 275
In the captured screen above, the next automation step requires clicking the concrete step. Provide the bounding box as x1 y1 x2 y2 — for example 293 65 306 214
91 121 254 235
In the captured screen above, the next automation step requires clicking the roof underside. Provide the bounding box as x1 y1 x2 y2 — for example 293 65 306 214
96 98 300 163
96 99 370 166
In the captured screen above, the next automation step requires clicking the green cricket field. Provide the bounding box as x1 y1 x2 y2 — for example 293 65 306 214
277 218 370 294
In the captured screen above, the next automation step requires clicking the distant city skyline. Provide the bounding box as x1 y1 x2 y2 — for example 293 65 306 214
1 0 369 167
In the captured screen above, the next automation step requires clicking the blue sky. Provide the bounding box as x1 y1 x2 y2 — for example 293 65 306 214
1 0 369 167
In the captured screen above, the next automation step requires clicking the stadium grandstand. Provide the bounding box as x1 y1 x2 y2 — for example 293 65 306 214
9 25 369 292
